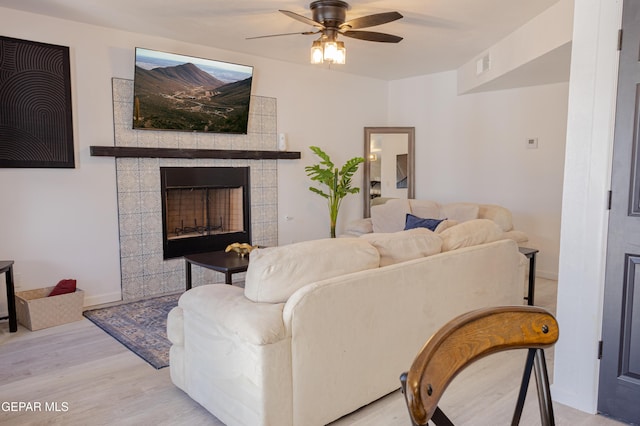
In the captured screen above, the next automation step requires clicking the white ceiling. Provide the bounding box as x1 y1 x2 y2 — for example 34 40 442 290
0 0 562 81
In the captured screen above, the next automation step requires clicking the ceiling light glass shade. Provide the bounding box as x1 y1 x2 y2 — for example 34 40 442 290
334 41 346 64
323 41 338 62
310 40 324 64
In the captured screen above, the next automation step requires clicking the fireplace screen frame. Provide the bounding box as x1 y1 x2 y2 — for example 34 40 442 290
160 166 251 259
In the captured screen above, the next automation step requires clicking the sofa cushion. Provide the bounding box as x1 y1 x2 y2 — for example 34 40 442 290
478 204 514 231
408 200 441 220
434 219 459 233
371 198 411 233
404 214 445 232
360 228 442 266
440 203 480 222
244 238 380 303
440 219 504 251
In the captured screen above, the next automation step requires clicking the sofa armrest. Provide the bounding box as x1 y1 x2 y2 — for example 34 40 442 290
478 204 514 231
179 284 287 345
167 306 184 345
503 230 529 244
342 218 373 236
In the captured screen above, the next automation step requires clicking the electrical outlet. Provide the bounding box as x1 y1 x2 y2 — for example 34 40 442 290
526 138 539 149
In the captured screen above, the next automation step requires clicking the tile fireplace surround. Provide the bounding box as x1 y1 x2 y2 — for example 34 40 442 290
112 78 278 300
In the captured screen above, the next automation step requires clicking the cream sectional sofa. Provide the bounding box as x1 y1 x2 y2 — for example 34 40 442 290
167 227 526 426
344 198 528 244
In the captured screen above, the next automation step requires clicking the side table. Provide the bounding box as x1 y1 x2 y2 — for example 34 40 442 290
184 251 250 290
0 260 17 332
518 247 539 306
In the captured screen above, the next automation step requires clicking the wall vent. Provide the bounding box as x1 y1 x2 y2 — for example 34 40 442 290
476 54 491 75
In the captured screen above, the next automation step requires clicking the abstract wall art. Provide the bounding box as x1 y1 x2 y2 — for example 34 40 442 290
0 36 74 168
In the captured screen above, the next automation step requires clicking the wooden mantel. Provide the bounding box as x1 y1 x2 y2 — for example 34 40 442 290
90 146 301 160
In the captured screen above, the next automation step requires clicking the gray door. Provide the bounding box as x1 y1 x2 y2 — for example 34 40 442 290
598 0 640 422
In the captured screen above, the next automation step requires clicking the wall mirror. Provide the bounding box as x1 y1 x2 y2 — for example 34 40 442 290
363 127 415 217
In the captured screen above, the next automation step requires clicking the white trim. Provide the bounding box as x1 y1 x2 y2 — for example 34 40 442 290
552 0 622 413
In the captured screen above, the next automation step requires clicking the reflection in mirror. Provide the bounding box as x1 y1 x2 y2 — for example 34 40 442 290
364 127 415 217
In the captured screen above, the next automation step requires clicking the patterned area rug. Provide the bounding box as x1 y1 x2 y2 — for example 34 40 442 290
83 293 180 369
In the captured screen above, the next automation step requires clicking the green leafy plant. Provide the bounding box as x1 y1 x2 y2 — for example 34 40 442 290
305 146 365 238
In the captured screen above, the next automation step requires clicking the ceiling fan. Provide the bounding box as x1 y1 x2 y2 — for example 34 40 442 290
248 0 403 65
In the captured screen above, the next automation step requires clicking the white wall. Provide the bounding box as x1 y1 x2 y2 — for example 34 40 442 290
553 0 622 413
388 71 569 278
0 7 388 306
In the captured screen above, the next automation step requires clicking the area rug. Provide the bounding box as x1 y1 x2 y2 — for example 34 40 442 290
83 293 180 369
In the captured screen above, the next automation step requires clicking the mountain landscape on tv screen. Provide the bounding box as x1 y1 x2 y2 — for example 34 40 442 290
133 62 252 134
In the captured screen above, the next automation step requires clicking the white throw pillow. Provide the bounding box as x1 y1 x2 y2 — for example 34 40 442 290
361 228 442 266
371 198 411 233
409 200 441 221
244 238 380 303
440 219 504 251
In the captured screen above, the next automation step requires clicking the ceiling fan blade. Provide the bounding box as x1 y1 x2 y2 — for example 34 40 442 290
246 31 319 40
341 11 403 30
341 30 403 43
279 9 325 29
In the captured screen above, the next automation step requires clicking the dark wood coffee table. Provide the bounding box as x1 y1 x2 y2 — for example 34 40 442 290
184 251 249 290
0 260 17 332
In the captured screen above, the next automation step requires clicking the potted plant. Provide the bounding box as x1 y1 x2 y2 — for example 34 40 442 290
305 146 365 238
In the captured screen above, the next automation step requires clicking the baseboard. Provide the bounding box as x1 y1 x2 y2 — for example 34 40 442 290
83 291 122 309
550 384 598 414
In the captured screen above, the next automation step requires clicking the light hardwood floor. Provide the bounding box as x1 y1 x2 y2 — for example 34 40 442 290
0 278 627 425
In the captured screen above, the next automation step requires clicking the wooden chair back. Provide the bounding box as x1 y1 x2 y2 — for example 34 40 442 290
400 305 559 426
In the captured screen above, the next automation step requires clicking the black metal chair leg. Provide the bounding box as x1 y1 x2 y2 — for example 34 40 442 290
431 407 455 426
512 348 536 425
533 348 555 426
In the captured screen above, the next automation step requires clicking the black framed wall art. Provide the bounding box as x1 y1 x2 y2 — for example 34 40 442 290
0 36 75 168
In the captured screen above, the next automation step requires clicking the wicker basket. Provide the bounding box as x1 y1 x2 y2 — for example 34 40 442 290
15 287 84 331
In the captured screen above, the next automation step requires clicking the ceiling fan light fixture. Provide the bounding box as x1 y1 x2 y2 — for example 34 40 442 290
310 38 346 65
270 0 401 66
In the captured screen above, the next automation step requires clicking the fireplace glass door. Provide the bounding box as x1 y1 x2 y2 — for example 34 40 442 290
165 187 244 240
160 167 251 259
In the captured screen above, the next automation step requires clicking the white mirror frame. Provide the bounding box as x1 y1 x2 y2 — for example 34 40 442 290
363 127 415 217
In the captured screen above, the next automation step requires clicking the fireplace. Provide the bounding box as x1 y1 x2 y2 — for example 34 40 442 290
160 167 251 259
113 79 279 300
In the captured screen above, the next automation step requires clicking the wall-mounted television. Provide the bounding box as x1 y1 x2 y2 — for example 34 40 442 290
133 47 253 134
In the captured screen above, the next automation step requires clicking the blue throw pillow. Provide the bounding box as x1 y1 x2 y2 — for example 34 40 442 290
404 214 445 232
